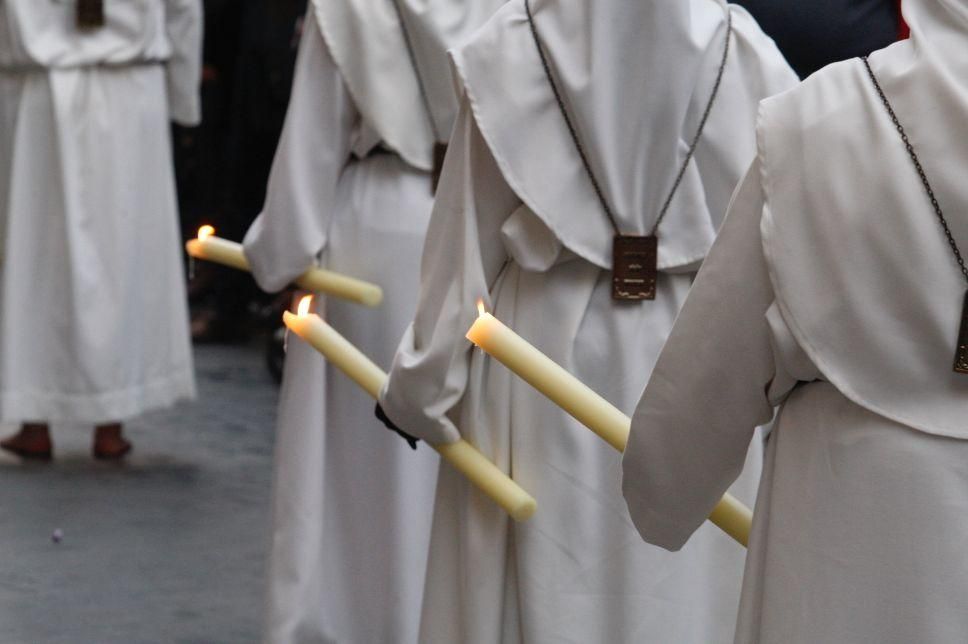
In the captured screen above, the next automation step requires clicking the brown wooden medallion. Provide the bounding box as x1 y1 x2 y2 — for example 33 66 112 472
612 234 657 301
77 0 105 29
954 291 968 374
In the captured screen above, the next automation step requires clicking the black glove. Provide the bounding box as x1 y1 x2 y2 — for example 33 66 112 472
375 403 420 450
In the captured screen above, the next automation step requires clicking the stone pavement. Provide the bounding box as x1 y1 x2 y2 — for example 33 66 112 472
0 344 279 644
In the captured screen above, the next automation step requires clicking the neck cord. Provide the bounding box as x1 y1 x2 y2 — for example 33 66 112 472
862 55 968 284
524 0 732 236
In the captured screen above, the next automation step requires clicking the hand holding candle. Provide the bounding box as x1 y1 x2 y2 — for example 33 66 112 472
465 300 753 547
283 296 537 522
186 226 384 307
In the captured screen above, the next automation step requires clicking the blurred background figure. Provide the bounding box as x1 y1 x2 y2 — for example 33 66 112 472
0 0 202 459
736 0 905 77
176 0 305 349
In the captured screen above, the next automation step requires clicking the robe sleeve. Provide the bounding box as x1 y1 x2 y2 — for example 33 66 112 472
379 101 519 445
242 13 356 293
622 158 778 551
163 0 203 126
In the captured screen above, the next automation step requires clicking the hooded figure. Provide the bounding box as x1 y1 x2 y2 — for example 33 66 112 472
241 1 503 641
379 0 796 640
0 0 200 451
623 0 968 641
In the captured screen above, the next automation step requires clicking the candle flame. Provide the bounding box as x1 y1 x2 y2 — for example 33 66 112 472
297 295 313 317
477 299 487 317
197 225 215 241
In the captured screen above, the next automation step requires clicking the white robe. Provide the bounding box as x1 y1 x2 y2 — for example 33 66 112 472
243 16 439 644
623 2 968 641
379 2 797 640
0 0 200 423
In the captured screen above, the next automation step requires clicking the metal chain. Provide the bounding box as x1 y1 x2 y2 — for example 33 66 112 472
524 0 620 234
652 10 732 236
390 0 442 143
862 56 968 285
524 0 732 236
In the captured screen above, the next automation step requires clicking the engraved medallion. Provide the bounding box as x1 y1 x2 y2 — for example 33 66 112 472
431 142 448 194
612 235 657 301
77 0 105 28
954 291 968 374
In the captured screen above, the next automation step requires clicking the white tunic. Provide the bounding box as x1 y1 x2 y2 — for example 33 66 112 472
242 1 500 638
0 0 200 423
380 1 796 641
623 1 968 641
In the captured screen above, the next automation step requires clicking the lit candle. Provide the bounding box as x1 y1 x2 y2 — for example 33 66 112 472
186 225 249 271
186 226 384 307
466 301 752 547
284 296 537 522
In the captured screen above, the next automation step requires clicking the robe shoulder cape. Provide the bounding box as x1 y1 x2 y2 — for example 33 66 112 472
0 0 201 124
451 0 796 271
758 52 968 440
310 0 503 171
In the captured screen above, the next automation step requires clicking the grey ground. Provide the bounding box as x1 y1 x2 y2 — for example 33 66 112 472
0 344 279 644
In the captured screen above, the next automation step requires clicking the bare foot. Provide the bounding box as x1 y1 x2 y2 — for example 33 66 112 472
93 423 132 460
1 423 53 460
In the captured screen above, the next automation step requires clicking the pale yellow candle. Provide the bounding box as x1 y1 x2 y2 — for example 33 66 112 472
283 297 537 522
467 302 630 451
186 225 250 271
466 301 751 547
186 226 384 307
707 493 753 547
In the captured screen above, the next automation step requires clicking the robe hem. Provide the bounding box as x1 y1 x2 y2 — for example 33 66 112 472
0 365 196 424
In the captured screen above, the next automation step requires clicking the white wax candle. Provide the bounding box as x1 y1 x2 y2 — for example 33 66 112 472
466 304 751 547
283 306 386 399
186 227 383 307
186 234 250 271
467 309 630 451
283 300 537 522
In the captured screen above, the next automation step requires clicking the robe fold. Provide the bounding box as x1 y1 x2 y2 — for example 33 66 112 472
0 0 201 423
623 1 968 640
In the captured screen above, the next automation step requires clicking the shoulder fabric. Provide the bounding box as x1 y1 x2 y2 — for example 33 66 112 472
310 0 433 170
758 52 968 440
243 12 356 293
690 4 798 233
623 159 777 551
309 0 501 171
0 0 186 69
